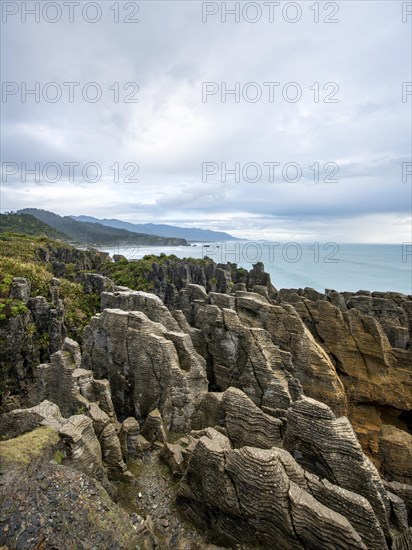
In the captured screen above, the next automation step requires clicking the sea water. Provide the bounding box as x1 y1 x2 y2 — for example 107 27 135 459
103 241 412 295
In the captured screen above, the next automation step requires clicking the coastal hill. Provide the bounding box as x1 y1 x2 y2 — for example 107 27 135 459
72 214 237 242
17 209 188 247
0 212 68 240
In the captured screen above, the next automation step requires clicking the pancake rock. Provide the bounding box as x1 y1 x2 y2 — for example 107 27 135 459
176 427 383 549
82 305 208 431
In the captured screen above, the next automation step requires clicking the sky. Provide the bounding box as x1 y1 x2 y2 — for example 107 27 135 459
1 0 411 242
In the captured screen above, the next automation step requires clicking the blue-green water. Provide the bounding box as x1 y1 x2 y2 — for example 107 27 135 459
104 242 412 295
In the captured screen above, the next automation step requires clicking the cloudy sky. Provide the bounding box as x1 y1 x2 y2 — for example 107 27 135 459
1 0 411 242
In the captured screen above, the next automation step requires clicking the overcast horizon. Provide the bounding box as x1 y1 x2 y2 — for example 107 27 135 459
1 1 411 243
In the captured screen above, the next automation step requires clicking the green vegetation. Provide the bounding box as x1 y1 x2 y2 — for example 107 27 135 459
103 256 156 291
18 208 188 246
0 234 102 340
37 332 50 350
59 279 101 338
103 253 215 292
235 267 248 278
0 299 29 321
53 449 65 464
0 426 59 466
0 212 67 240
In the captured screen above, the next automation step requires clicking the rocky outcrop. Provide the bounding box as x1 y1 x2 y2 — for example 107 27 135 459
82 303 208 431
141 408 168 446
284 396 390 537
275 286 412 476
109 256 276 309
234 291 347 415
0 277 65 408
37 243 107 278
5 252 411 548
176 427 386 549
0 400 64 439
59 414 106 481
379 425 412 484
20 337 129 480
221 387 284 449
197 303 300 416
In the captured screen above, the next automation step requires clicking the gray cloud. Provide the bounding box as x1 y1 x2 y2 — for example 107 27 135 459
1 0 411 242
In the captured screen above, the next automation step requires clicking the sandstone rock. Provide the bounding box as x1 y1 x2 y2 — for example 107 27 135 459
0 400 64 439
10 277 31 303
234 291 347 415
82 308 208 431
160 442 186 479
383 481 412 524
284 397 390 537
177 428 370 549
133 434 151 454
305 474 388 549
191 392 225 430
246 261 276 294
287 294 412 412
386 490 409 531
392 528 412 550
59 414 105 481
119 417 141 461
379 425 412 484
222 387 283 449
141 409 167 445
101 289 181 332
198 304 299 416
99 422 129 479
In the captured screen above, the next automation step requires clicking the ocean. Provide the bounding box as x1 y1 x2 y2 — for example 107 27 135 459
103 241 412 296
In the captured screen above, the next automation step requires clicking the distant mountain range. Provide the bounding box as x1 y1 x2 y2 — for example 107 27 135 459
71 215 236 242
16 209 188 246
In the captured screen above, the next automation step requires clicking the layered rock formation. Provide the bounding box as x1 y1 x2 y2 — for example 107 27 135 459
177 427 389 549
275 287 412 470
82 292 209 430
2 337 130 482
2 255 411 549
0 277 65 407
77 273 411 548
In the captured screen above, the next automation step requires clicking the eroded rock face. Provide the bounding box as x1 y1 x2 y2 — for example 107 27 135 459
0 278 65 408
3 259 412 547
177 427 383 549
379 425 412 484
221 387 283 449
233 291 347 415
284 396 390 537
276 287 412 451
0 400 64 439
59 414 105 481
28 338 128 480
82 306 208 431
199 304 299 415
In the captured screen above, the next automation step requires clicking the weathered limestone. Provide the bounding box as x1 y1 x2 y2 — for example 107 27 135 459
284 397 390 537
234 291 347 415
197 304 301 417
379 425 412 484
177 428 376 549
118 417 141 461
28 338 128 479
277 289 412 412
141 408 167 446
59 414 105 481
0 400 65 439
82 308 208 431
222 387 283 449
